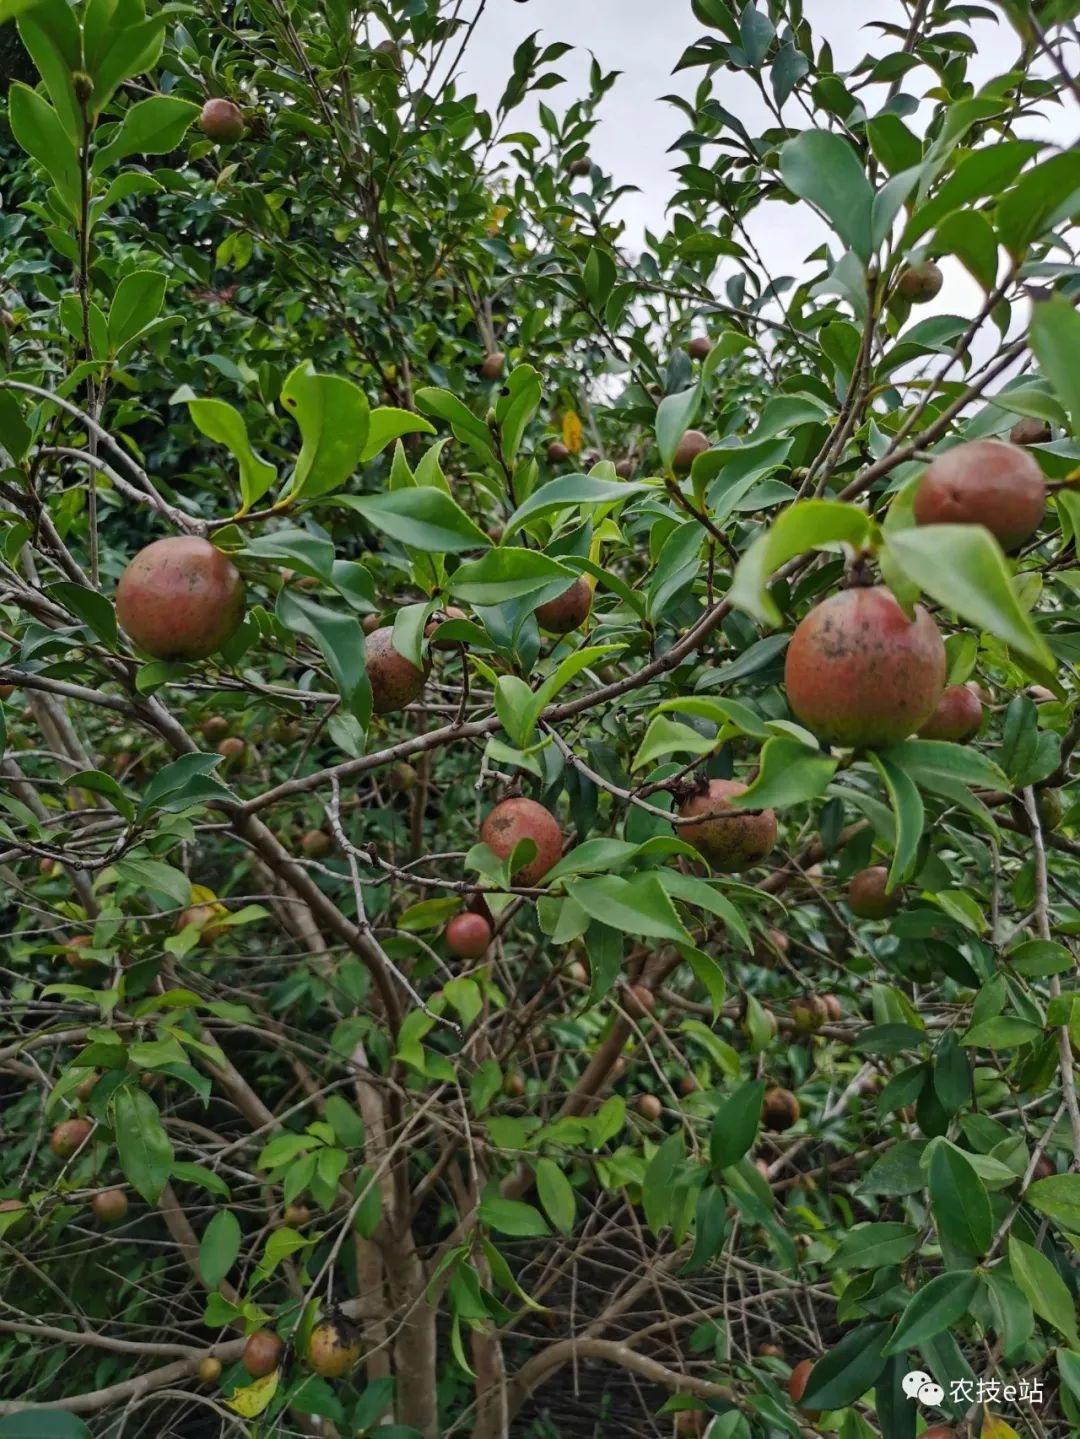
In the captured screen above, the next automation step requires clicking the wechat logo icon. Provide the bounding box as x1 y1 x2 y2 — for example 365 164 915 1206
903 1370 945 1408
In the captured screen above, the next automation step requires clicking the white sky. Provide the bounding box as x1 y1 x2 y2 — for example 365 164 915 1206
459 1 1080 325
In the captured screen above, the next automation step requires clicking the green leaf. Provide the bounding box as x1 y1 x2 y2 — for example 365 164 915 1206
632 714 716 771
882 1270 981 1354
801 1322 891 1408
188 398 275 516
0 1416 92 1439
535 1157 576 1235
199 1208 241 1290
997 151 1080 259
961 1017 1042 1050
1009 1236 1080 1344
781 130 875 262
567 875 691 943
347 488 491 553
48 580 118 645
360 406 436 461
1030 295 1080 438
277 589 370 725
415 387 498 467
109 270 167 351
279 363 370 502
928 1142 992 1256
92 94 199 171
935 210 998 292
504 472 652 538
730 500 872 626
324 1094 365 1148
478 1190 549 1237
883 525 1054 673
868 751 925 888
7 82 79 215
1027 1173 1080 1231
830 1222 919 1271
112 1086 173 1205
880 738 1007 792
734 736 836 810
656 386 702 471
449 548 574 605
709 1080 764 1174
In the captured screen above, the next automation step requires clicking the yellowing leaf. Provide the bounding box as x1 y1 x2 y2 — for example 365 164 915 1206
981 1416 1020 1439
562 411 583 454
225 1366 280 1417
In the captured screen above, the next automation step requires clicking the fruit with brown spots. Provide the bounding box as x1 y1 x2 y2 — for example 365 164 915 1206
300 829 332 860
200 98 244 142
913 439 1046 552
677 779 776 872
785 586 946 748
480 351 506 380
917 683 983 742
790 994 828 1034
307 1315 362 1379
198 1356 222 1384
242 1329 284 1378
535 577 592 635
762 1088 799 1132
897 260 942 302
637 1093 662 1121
480 797 562 886
547 441 570 463
365 626 428 714
50 1117 92 1158
1010 416 1051 446
91 1189 128 1225
847 866 902 920
672 429 709 473
116 537 245 661
446 912 492 959
686 336 712 360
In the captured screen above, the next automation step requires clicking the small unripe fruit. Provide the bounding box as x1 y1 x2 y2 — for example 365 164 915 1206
678 1073 698 1097
201 715 230 743
503 1071 525 1098
446 912 492 959
567 960 588 984
1010 416 1051 446
754 1158 771 1180
897 260 942 302
74 1072 98 1102
216 736 246 767
389 762 418 792
307 1316 362 1379
547 441 570 463
1037 788 1064 831
480 797 563 887
788 1357 814 1404
198 1356 222 1384
756 1342 785 1359
917 683 983 742
480 351 506 380
72 70 94 102
610 1056 627 1081
686 336 712 360
63 935 98 971
1031 1153 1055 1183
678 779 776 872
365 626 428 714
50 1117 92 1158
242 1329 284 1378
116 538 245 662
177 902 229 944
0 310 16 333
821 994 842 1022
637 1093 662 1121
790 994 828 1033
300 829 332 860
91 1189 128 1225
535 577 592 635
762 1087 799 1132
914 440 1046 552
785 586 946 748
753 928 789 967
0 684 13 699
671 429 709 473
624 983 656 1019
847 866 902 920
568 156 591 176
375 38 401 65
283 1203 311 1227
362 613 383 635
614 459 635 478
201 98 245 142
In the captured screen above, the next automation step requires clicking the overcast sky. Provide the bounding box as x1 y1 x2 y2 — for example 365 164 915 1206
457 0 1078 324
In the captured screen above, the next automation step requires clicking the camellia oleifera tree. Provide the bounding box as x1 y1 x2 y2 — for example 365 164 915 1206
4 1 1080 1436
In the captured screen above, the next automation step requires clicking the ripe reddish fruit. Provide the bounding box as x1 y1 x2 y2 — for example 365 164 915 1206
637 1093 662 1121
568 156 592 176
116 537 245 662
917 683 983 742
762 1088 799 1132
365 626 427 714
301 829 332 860
1011 416 1051 446
921 1429 956 1439
678 1073 698 1097
672 429 709 473
1031 1153 1055 1182
625 983 656 1019
307 1316 362 1379
446 912 492 959
91 1189 128 1225
242 1329 284 1378
913 439 1046 552
821 994 842 1022
480 351 506 380
63 934 98 970
50 1117 92 1158
198 1356 222 1384
547 440 570 463
480 797 562 887
535 577 592 635
847 866 902 920
785 586 946 748
897 260 942 302
200 98 244 142
686 336 712 360
677 779 776 873
788 1357 815 1405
